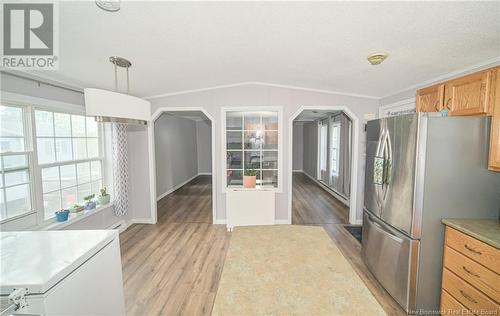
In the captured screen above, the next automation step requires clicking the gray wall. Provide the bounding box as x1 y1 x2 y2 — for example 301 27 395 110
302 121 318 178
150 84 380 223
292 123 303 171
196 120 212 174
154 114 199 198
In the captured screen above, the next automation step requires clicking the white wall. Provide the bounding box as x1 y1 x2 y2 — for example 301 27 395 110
292 123 303 171
150 84 379 223
154 114 199 199
196 120 212 174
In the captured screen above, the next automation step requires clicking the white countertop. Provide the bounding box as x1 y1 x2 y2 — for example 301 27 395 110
0 230 117 295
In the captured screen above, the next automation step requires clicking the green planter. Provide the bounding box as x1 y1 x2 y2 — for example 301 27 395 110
97 194 111 206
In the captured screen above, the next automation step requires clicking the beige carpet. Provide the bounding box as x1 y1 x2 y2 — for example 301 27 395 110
212 225 386 316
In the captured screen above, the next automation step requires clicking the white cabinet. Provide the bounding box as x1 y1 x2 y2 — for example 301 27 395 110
226 190 275 231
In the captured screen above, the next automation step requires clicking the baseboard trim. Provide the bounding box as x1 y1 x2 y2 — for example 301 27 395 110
156 173 201 201
300 171 350 207
275 219 291 225
197 172 212 175
128 218 155 225
292 170 303 173
214 219 227 225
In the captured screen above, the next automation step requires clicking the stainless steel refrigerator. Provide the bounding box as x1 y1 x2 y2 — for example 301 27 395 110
362 113 500 313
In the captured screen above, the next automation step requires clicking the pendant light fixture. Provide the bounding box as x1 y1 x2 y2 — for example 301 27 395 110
84 56 151 125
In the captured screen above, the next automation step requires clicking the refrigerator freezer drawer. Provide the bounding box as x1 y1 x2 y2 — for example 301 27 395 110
362 210 420 312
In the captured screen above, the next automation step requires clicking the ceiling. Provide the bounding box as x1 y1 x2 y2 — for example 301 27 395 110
27 1 500 99
294 110 341 122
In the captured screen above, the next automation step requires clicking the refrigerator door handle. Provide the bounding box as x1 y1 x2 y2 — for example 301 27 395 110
374 128 387 207
382 128 393 202
366 213 403 244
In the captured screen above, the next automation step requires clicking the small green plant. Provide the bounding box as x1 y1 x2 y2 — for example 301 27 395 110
83 194 95 202
244 169 257 176
73 204 82 208
99 187 109 197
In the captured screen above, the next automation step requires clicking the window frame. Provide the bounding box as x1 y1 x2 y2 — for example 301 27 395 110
221 106 283 192
330 121 341 178
0 104 36 223
0 102 107 227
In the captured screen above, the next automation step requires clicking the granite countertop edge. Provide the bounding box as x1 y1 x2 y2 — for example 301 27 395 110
442 218 500 249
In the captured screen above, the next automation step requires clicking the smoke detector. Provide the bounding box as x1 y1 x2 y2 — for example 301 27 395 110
367 52 388 65
95 0 120 12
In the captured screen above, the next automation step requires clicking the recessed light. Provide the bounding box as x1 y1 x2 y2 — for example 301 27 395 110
367 52 388 65
95 0 120 12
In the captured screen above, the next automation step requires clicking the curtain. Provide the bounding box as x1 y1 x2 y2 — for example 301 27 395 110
330 113 351 199
112 123 129 217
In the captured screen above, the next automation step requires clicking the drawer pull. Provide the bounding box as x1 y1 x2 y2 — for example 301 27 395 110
462 266 480 278
464 244 482 255
459 290 478 304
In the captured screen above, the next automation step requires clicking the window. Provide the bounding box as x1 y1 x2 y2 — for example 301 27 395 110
34 110 103 219
330 122 341 177
0 105 32 221
225 111 279 188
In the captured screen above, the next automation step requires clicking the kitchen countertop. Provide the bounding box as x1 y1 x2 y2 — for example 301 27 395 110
442 218 500 249
0 230 117 295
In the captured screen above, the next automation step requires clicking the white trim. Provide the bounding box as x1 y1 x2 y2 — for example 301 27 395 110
127 218 156 225
380 57 500 99
292 169 303 173
39 204 114 230
275 219 290 225
220 106 284 193
145 82 379 100
300 170 349 207
197 172 212 175
289 106 359 225
150 107 217 224
156 173 200 201
214 219 227 225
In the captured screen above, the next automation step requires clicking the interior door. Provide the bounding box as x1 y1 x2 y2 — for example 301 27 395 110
364 118 384 218
380 114 419 236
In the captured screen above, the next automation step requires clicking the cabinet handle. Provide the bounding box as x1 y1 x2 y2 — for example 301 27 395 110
462 266 480 278
459 290 478 304
464 244 482 255
445 98 452 110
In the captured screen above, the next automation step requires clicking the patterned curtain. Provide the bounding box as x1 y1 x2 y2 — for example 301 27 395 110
112 123 129 217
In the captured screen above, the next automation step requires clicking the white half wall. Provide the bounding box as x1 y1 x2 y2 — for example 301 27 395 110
149 83 379 223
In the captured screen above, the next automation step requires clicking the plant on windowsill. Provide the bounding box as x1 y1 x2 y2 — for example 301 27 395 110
84 194 97 210
71 204 85 213
243 169 257 188
97 187 110 205
55 209 70 222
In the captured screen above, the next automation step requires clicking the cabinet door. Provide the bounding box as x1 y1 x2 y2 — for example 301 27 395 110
416 84 444 112
488 68 500 171
444 70 493 116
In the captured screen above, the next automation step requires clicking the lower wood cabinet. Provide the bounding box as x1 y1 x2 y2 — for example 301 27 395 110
441 227 500 315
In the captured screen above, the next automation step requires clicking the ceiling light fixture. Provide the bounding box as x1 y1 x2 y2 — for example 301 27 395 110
95 0 121 12
367 52 388 65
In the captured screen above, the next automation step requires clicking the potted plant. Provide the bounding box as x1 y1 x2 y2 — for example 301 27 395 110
55 209 70 222
243 169 257 188
97 187 110 205
71 204 85 213
84 194 96 210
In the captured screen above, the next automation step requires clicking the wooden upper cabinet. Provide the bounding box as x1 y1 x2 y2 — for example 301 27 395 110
444 70 495 116
416 84 444 112
488 67 500 172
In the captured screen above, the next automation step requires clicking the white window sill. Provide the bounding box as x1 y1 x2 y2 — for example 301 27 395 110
39 203 114 231
226 185 279 192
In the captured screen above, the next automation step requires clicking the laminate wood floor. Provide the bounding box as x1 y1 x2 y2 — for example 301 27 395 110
292 172 349 225
121 175 405 315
